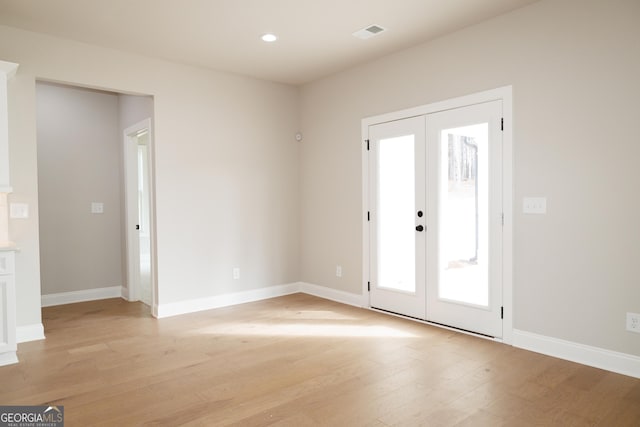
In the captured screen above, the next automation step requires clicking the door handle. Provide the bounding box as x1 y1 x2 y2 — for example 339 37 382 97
415 225 424 232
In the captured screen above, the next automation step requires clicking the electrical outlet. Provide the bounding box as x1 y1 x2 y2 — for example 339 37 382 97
523 197 546 214
232 267 240 280
91 202 104 214
627 313 640 333
336 265 342 278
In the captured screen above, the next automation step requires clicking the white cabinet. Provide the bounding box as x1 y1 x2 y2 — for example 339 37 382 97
0 250 17 366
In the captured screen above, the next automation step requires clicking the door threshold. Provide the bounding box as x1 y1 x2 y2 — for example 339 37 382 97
370 306 502 343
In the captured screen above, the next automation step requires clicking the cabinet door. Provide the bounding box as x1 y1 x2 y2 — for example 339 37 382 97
0 251 16 364
0 251 15 275
0 274 16 354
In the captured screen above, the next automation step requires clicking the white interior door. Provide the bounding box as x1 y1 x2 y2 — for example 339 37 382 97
368 100 503 338
136 134 152 306
369 116 426 319
124 119 153 307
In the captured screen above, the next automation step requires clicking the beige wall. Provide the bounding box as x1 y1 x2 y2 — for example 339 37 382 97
300 0 640 356
1 24 299 326
37 82 123 294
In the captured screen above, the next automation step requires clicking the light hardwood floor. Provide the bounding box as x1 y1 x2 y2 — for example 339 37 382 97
2 293 639 426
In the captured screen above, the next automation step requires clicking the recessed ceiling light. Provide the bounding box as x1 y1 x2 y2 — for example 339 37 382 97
261 33 278 43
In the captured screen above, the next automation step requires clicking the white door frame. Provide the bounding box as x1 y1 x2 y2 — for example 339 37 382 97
123 118 158 315
361 86 513 344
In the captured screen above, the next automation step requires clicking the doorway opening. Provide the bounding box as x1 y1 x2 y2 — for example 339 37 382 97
35 81 156 315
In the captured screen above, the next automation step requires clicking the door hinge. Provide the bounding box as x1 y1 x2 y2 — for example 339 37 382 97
365 139 370 151
501 213 504 226
501 306 504 319
501 118 504 131
367 211 370 221
367 281 371 291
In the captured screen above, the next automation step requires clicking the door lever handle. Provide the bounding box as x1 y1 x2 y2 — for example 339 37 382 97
415 225 424 232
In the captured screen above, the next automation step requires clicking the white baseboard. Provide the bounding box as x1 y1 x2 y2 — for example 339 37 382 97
0 351 18 367
121 286 130 301
155 282 366 319
41 286 123 307
513 329 640 379
299 282 366 308
155 283 300 318
17 323 45 343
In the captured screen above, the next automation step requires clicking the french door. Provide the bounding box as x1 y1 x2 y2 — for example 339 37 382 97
369 116 427 319
369 100 503 338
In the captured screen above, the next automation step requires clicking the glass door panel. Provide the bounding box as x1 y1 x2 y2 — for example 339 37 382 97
378 135 415 292
439 123 489 307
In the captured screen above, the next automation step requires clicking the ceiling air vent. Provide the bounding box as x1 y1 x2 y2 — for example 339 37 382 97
352 24 387 40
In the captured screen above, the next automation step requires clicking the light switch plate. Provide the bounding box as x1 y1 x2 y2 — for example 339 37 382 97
91 202 104 214
523 197 547 214
9 203 29 219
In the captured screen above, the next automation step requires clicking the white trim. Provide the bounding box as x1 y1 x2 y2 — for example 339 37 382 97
155 283 300 318
362 87 511 125
501 89 514 345
152 303 159 318
41 286 123 307
0 351 18 366
299 282 367 308
513 329 640 379
121 285 130 301
0 60 18 78
361 86 514 344
361 120 371 304
17 323 45 343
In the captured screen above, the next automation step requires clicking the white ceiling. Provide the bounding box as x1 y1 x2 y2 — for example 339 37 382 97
0 0 539 85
